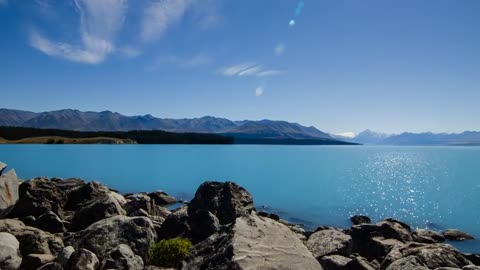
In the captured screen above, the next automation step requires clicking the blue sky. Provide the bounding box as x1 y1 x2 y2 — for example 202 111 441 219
0 0 479 134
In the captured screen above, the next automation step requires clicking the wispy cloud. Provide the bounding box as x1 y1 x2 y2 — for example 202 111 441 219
274 43 285 56
0 0 8 7
255 86 264 96
30 0 127 64
141 0 192 43
336 132 356 138
147 53 213 71
221 63 284 77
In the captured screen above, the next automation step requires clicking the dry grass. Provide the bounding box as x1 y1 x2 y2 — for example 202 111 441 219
0 136 135 144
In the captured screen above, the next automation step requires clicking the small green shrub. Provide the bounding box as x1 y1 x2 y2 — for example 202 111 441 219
149 238 192 268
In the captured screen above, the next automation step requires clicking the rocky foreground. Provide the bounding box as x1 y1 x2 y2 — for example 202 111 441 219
0 161 479 270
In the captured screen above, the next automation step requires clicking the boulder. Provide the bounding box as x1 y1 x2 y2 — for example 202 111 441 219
188 209 220 242
56 246 74 268
0 161 6 175
69 193 125 231
463 266 480 270
22 254 55 270
319 255 351 270
346 257 377 270
306 229 353 259
463 253 480 266
350 215 372 225
0 219 64 256
148 190 177 205
257 211 280 221
350 223 404 260
124 193 169 218
157 206 191 240
65 248 99 270
0 169 20 218
384 255 428 270
99 244 144 270
443 229 475 241
9 178 67 218
184 214 322 270
381 243 471 270
377 218 413 242
412 229 445 243
35 211 66 234
0 232 22 270
188 181 254 225
65 181 117 210
36 262 64 270
65 215 156 263
50 178 85 194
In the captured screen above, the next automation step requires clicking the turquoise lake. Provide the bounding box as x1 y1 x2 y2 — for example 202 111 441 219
1 145 479 252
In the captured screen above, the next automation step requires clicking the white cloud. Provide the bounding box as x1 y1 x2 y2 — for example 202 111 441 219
141 0 192 43
30 0 127 64
336 132 356 138
221 63 284 77
255 86 264 97
289 20 295 27
118 46 142 58
274 43 285 56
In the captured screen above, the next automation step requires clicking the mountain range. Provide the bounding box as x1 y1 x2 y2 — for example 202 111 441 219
0 109 333 141
336 130 480 146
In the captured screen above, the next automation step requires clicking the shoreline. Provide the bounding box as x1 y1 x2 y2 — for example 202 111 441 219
1 162 480 269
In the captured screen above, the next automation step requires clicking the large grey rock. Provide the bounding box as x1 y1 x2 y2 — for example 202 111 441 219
124 193 169 218
412 229 445 243
157 206 191 240
381 243 471 270
188 209 220 242
0 169 20 218
99 244 144 270
385 255 428 270
0 161 6 175
65 215 156 263
9 178 68 218
306 229 353 259
0 232 22 270
377 218 413 242
443 229 475 241
0 219 63 256
65 248 99 270
350 215 372 225
188 181 254 225
184 214 322 270
148 190 177 205
319 255 351 270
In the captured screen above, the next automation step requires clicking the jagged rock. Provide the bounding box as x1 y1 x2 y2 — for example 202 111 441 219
50 178 85 194
56 246 74 268
188 209 220 241
69 193 125 231
22 254 55 270
443 229 475 241
350 215 372 225
319 255 351 270
36 262 64 270
381 243 471 270
384 255 428 270
157 206 190 240
0 169 20 218
65 248 99 270
99 244 144 270
129 208 150 217
306 229 353 259
412 229 445 243
346 257 377 270
0 232 22 270
0 219 63 256
35 211 66 233
9 178 67 218
377 218 413 242
184 214 322 270
65 215 156 263
124 193 155 215
148 190 177 205
188 181 254 225
0 161 6 175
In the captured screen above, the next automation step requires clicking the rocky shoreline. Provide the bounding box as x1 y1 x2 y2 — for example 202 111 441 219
0 161 479 270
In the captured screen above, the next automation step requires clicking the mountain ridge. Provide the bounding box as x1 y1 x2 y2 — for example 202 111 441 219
0 108 333 140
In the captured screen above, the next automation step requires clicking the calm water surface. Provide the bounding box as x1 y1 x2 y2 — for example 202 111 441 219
1 145 479 252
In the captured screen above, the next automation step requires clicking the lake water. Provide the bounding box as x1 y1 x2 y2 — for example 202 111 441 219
1 145 479 253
